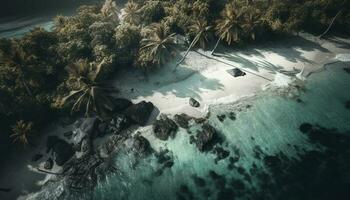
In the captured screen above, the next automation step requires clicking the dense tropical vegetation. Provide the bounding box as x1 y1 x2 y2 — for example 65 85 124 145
0 0 349 147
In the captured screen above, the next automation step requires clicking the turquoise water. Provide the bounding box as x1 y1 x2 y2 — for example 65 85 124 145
31 63 350 200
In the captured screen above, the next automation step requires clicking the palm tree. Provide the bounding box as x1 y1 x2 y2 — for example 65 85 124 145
101 0 119 23
122 1 141 25
212 2 243 55
61 59 116 118
0 43 34 96
138 23 176 68
10 120 33 146
241 7 261 40
175 19 211 70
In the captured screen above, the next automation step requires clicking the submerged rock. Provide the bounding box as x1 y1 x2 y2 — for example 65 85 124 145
345 101 350 110
213 146 230 163
344 67 350 74
228 112 236 120
131 135 152 156
174 113 191 128
124 101 154 126
153 114 178 140
195 123 217 151
192 175 206 187
299 123 313 133
227 68 246 77
189 97 200 107
217 114 226 122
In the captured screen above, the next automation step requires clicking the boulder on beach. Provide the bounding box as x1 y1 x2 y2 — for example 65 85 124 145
174 113 192 128
189 98 200 107
47 136 74 166
124 101 154 126
113 98 132 112
227 68 246 77
195 123 217 151
44 158 54 170
153 114 178 140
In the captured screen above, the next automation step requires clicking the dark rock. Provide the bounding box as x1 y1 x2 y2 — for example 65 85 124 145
228 112 236 120
72 118 99 146
345 101 350 110
264 155 282 169
44 158 54 170
213 146 230 163
80 138 91 154
195 123 217 151
108 114 132 134
47 136 74 166
299 123 313 133
153 114 178 140
344 67 350 74
155 149 173 165
189 97 200 107
154 168 163 177
97 122 108 137
132 135 152 156
113 98 132 112
217 188 235 200
192 175 206 187
227 68 246 77
63 131 73 139
31 154 43 162
217 114 226 122
174 113 191 128
194 117 207 124
124 101 154 126
163 160 174 168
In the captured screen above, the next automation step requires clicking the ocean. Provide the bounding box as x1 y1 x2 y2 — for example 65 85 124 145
29 62 350 199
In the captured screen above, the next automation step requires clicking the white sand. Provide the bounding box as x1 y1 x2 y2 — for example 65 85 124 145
1 33 350 200
113 33 350 118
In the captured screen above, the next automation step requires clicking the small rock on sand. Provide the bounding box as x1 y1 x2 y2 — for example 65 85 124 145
227 68 246 77
189 98 200 107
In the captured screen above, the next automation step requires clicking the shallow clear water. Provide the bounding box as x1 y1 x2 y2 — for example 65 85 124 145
90 64 350 200
30 63 350 200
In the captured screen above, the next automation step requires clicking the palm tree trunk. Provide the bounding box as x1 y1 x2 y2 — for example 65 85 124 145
21 78 32 96
173 34 200 72
211 38 221 55
318 9 342 39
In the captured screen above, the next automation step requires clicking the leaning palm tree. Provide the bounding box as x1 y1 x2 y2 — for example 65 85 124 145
212 2 243 55
122 1 141 25
175 19 211 70
138 23 176 68
61 59 116 118
10 120 33 146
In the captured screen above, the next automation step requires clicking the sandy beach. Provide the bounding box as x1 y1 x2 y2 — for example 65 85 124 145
1 33 350 200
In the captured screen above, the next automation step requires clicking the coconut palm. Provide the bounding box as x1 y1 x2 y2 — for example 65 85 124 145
138 23 176 68
10 120 33 146
212 2 243 55
175 19 211 69
61 59 116 117
122 1 141 25
241 7 261 40
101 0 119 23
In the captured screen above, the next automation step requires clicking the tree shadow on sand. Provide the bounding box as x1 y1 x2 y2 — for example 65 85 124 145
119 63 225 101
218 35 330 65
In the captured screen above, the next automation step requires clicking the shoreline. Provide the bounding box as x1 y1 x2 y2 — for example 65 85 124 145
1 33 350 200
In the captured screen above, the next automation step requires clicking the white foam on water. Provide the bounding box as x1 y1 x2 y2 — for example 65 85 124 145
335 54 350 62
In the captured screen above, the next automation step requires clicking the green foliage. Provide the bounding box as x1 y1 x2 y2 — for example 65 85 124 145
115 23 141 65
10 120 33 146
61 59 116 118
137 23 176 69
